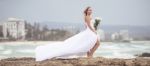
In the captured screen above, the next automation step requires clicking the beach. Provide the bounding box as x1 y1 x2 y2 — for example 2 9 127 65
0 57 150 66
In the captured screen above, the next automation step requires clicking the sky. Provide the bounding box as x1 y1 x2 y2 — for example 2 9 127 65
0 0 150 26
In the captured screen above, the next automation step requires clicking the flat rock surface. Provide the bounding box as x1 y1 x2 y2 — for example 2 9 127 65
0 57 150 66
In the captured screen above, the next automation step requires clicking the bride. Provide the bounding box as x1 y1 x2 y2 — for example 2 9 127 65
35 6 100 61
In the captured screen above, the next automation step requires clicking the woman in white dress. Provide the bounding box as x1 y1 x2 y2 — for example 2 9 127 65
35 6 100 61
84 7 100 58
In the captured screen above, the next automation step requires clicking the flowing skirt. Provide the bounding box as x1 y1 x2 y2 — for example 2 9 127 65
35 27 98 61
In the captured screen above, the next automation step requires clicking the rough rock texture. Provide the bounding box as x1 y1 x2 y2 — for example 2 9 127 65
138 53 150 57
0 57 150 66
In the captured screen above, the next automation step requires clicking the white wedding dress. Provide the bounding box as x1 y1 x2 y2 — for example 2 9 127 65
35 21 98 61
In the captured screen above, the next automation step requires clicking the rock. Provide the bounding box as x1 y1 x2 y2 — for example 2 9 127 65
139 53 150 57
125 60 135 66
134 57 150 66
0 57 150 66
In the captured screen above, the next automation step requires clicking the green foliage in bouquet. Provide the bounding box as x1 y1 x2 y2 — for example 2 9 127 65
94 17 101 30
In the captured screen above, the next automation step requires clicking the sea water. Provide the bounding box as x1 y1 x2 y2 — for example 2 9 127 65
0 41 150 59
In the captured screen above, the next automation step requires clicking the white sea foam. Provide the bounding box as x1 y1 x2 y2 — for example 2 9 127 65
0 41 150 59
2 49 12 55
16 49 35 53
0 46 4 50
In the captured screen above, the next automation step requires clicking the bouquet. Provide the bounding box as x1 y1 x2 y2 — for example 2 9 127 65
94 17 102 30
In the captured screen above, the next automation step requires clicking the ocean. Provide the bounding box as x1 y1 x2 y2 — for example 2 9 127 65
0 41 150 59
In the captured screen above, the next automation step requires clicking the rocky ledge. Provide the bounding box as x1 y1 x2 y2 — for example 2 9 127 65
0 57 150 66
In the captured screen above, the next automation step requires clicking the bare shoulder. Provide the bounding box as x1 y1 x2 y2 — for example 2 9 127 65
85 16 90 20
85 15 89 19
84 16 91 22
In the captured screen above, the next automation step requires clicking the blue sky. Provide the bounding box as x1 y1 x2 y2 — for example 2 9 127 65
0 0 150 26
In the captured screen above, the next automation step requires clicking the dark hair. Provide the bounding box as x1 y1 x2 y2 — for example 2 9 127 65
84 6 91 16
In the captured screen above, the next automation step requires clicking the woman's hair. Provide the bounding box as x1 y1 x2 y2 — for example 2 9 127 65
84 6 91 16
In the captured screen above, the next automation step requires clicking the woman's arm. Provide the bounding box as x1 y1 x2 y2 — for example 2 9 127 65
84 16 96 33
